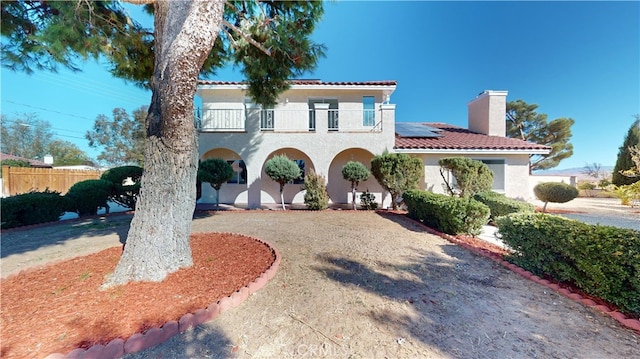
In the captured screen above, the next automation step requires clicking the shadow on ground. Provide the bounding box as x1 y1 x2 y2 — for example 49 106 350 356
0 213 133 258
121 325 237 359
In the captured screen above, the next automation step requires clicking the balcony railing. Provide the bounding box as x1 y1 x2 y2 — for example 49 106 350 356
196 108 383 133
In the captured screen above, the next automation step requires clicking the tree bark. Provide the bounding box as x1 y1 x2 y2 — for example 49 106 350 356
351 185 357 210
104 0 225 287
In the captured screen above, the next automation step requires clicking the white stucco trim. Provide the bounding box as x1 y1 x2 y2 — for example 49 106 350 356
394 148 550 155
198 83 397 93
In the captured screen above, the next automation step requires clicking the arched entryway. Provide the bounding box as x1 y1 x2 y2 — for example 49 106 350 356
261 148 315 205
200 148 248 204
327 148 385 206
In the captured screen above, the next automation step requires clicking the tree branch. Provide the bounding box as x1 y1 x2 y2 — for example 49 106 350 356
222 19 271 56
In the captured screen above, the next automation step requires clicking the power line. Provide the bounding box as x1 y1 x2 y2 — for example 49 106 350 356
2 118 88 140
29 71 150 107
2 99 96 123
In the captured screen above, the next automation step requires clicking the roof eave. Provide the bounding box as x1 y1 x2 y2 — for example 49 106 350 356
394 148 551 155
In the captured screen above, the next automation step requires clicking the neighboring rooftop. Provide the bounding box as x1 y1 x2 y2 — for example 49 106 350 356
394 123 551 152
0 153 52 168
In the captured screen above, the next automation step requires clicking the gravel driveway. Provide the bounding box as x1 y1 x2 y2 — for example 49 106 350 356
530 197 640 230
1 198 638 358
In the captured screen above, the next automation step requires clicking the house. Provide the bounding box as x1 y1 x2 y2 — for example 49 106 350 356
394 91 551 199
0 153 53 168
195 81 550 208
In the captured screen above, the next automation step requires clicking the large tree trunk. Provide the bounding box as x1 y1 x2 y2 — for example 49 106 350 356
104 0 224 287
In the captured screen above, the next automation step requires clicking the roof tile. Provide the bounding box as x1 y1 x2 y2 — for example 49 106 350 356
394 123 551 151
198 80 397 86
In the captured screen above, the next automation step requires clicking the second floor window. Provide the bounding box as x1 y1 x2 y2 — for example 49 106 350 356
363 96 375 126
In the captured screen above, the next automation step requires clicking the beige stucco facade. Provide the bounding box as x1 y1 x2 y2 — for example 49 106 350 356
196 82 547 208
395 151 533 200
196 81 397 208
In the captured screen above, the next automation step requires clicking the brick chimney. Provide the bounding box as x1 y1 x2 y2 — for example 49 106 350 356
467 90 508 137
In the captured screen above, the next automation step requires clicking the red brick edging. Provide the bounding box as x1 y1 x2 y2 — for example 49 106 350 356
43 234 281 359
383 210 640 335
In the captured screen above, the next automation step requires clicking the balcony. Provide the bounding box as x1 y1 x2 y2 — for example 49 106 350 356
196 108 383 133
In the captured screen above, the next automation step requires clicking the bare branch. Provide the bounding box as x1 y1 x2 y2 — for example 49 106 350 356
222 19 271 56
222 28 239 50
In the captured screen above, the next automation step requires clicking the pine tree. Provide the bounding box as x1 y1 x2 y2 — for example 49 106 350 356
506 99 574 172
2 1 325 286
612 116 640 186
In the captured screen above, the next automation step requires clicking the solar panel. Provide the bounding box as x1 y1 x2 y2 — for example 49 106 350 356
395 122 443 138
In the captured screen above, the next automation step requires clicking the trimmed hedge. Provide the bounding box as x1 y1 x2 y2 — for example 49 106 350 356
100 165 143 210
403 189 490 236
473 191 534 221
65 179 114 216
1 190 70 229
497 213 640 317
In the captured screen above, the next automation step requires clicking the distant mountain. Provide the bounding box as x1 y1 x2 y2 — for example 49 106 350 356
534 166 614 180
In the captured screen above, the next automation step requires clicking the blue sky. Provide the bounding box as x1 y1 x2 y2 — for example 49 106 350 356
1 1 638 170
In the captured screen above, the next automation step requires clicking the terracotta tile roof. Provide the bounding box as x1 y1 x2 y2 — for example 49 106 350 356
0 153 52 167
198 79 397 86
394 123 551 152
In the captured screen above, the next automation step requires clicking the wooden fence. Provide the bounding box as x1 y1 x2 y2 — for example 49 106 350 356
1 166 102 197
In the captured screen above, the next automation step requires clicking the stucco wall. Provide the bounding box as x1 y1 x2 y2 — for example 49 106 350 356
417 153 532 200
197 86 396 208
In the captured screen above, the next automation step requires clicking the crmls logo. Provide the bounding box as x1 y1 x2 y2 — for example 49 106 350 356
293 343 350 357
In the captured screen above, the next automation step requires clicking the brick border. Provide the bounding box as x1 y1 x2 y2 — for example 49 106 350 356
384 211 640 335
43 234 281 359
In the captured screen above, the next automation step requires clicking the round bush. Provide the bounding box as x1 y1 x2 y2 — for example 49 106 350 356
101 165 143 209
65 179 114 216
534 182 579 204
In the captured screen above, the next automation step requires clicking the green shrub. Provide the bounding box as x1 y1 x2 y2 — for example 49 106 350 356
360 190 378 210
371 152 423 210
265 154 301 210
303 170 328 210
101 165 143 210
403 189 490 236
497 213 640 317
438 157 493 198
533 182 579 212
1 190 71 229
198 158 233 208
613 182 640 206
1 159 31 168
342 161 371 210
65 179 114 216
473 191 534 221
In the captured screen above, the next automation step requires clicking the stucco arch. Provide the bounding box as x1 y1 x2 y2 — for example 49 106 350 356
199 148 249 204
261 148 315 204
327 148 385 206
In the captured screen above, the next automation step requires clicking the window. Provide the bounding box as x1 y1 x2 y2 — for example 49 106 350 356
480 159 506 192
290 159 305 184
444 159 506 193
226 160 247 184
363 96 375 126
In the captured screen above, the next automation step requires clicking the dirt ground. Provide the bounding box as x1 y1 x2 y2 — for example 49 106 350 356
1 208 639 358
